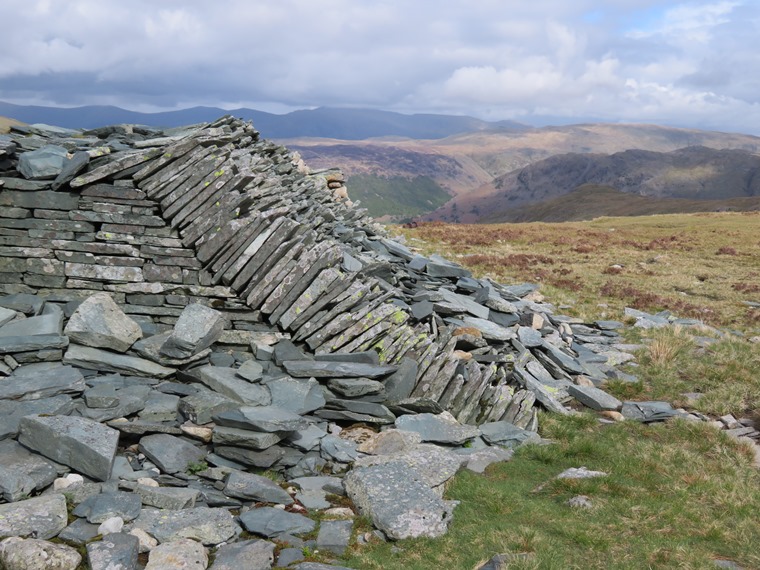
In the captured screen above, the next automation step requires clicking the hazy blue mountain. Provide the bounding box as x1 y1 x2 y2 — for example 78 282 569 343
0 101 527 139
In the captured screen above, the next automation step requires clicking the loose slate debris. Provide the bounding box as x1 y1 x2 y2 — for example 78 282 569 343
0 115 721 564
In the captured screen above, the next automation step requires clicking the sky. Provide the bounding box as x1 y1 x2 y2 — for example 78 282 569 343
1 0 759 133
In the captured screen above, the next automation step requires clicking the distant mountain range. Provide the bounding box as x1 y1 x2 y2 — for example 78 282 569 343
0 101 526 140
427 146 760 223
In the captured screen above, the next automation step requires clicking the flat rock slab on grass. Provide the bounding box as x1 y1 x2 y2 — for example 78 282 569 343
144 538 208 570
223 470 293 505
64 292 142 352
160 303 225 359
63 344 176 378
0 537 82 570
354 443 464 489
213 405 310 433
622 401 684 422
567 384 622 411
479 421 542 448
209 539 275 570
87 533 139 570
73 491 142 523
138 433 206 475
0 364 85 401
344 461 456 540
0 494 69 540
394 412 480 445
238 506 315 539
131 507 239 545
282 360 397 379
556 466 608 480
18 414 119 481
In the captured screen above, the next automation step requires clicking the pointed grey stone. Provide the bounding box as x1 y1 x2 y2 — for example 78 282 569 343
567 384 622 411
160 303 225 359
64 292 142 353
18 415 119 481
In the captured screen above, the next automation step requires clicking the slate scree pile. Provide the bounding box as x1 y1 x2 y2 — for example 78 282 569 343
0 117 687 568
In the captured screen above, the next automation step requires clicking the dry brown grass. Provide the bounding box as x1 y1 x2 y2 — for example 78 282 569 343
0 116 24 134
396 211 760 330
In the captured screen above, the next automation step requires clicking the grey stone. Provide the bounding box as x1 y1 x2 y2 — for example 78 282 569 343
324 399 395 422
18 415 119 481
51 150 90 190
383 357 418 402
354 443 463 489
139 391 180 423
223 470 293 504
282 360 397 379
276 547 304 567
621 401 684 422
344 462 455 540
161 303 225 359
0 294 43 316
179 389 239 425
0 364 84 401
286 424 328 452
315 351 380 365
58 519 100 545
265 376 325 415
73 492 142 523
356 429 422 455
210 539 275 570
0 313 63 338
213 405 310 433
456 446 514 473
319 435 360 464
517 326 543 347
238 507 315 538
316 519 353 555
395 412 480 445
0 440 59 502
131 507 239 545
131 332 211 367
567 384 622 411
133 484 200 510
17 145 68 180
181 366 271 406
79 384 152 423
138 434 206 475
0 537 82 570
0 334 69 354
273 340 312 366
555 466 608 480
86 533 139 570
236 359 264 381
213 445 285 469
426 260 470 279
461 317 515 341
64 292 142 353
144 538 208 570
479 421 541 448
212 426 284 450
63 344 175 378
0 494 69 540
327 378 384 398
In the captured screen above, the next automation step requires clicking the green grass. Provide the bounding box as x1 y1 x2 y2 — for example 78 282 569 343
346 174 451 219
343 415 760 570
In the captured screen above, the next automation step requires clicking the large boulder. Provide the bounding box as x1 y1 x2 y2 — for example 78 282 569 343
64 293 142 353
0 495 69 540
0 537 82 570
160 303 225 359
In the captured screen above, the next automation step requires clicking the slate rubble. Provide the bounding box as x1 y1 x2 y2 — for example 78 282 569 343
0 117 750 568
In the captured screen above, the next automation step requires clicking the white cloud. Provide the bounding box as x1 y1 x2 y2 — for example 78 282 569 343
0 0 758 133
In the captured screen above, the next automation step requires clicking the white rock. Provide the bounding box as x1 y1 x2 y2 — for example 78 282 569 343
129 528 158 553
97 516 124 535
137 477 159 487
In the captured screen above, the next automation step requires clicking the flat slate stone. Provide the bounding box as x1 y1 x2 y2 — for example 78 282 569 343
567 384 622 411
316 519 353 555
73 491 142 523
131 507 239 545
87 533 139 570
395 412 480 445
18 414 119 481
327 377 384 398
160 303 225 359
181 365 271 406
0 313 63 338
223 470 293 504
383 357 418 403
0 364 84 401
212 426 284 450
133 484 200 510
265 376 325 415
238 506 315 538
58 519 101 546
213 405 310 433
138 433 206 475
282 360 397 379
0 494 69 540
353 443 464 488
210 539 275 570
344 462 455 540
63 344 175 378
17 145 68 180
144 538 208 570
479 421 541 448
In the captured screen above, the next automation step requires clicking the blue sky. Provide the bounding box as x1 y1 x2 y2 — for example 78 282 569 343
1 0 758 133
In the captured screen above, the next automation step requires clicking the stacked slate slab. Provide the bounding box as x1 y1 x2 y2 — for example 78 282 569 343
0 116 686 566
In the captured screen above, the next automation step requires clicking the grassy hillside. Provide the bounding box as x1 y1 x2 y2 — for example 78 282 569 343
346 174 451 219
479 184 760 223
334 212 760 569
0 115 24 133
